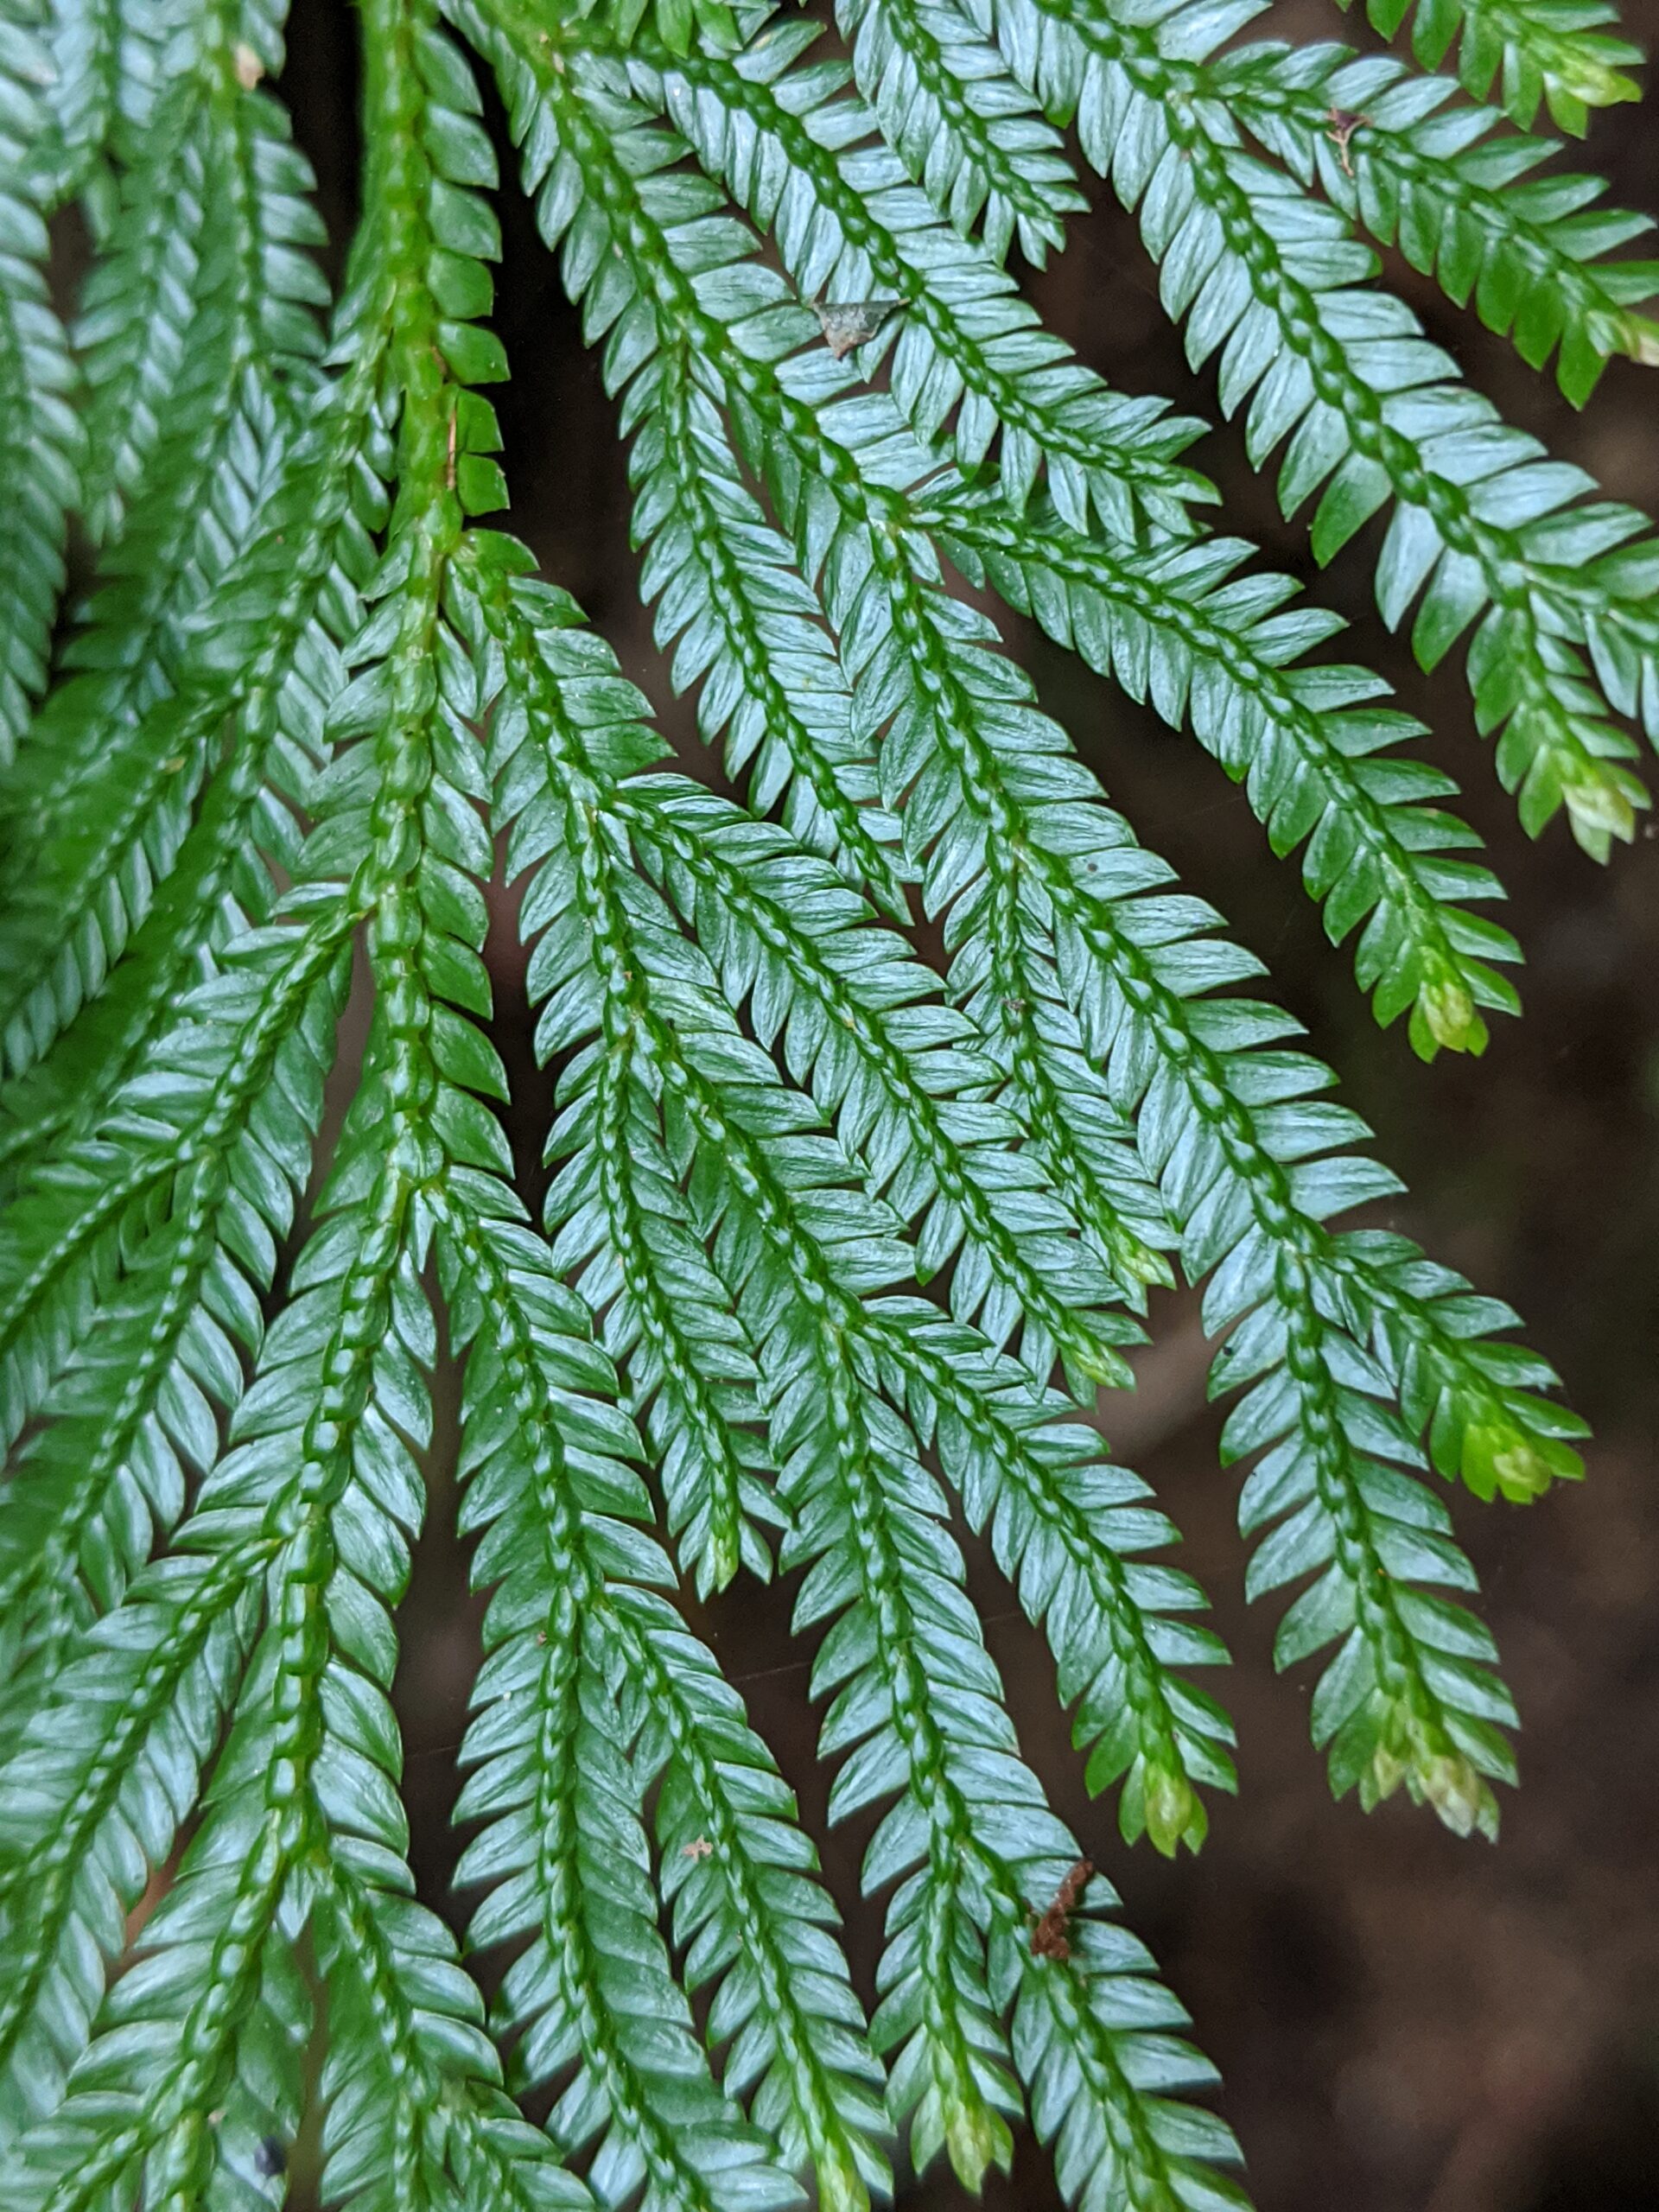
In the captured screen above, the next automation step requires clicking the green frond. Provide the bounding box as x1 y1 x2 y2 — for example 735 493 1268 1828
0 1151 429 2202
991 1897 1249 2212
631 1598 892 2202
974 0 1656 855
836 0 1085 264
0 348 384 1122
1214 42 1659 402
0 9 80 766
757 1258 1240 2199
27 0 191 216
461 544 1230 1837
476 45 1574 1823
0 789 351 1355
0 917 347 1738
6 1859 302 2212
481 32 1181 1299
460 495 1144 1382
1 0 1642 2194
192 1922 312 2212
445 1194 878 2211
626 779 1147 1375
1045 848 1558 1820
318 1850 592 2212
72 78 213 541
603 267 912 912
1333 0 1643 135
877 1301 1236 1847
933 493 1519 1055
23 0 121 209
0 42 334 1084
502 23 1514 1115
638 24 1213 538
6 1120 437 2196
0 1541 265 2150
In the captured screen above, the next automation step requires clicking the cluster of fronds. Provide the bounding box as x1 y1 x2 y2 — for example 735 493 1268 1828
0 0 1650 2201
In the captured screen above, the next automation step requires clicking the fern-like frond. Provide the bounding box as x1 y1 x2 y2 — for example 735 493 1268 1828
482 34 1581 1833
446 1192 877 2212
761 1243 1241 2198
456 537 1230 1842
836 0 1085 263
1334 0 1643 135
0 1540 266 2150
23 0 118 209
0 1065 436 2190
0 351 382 1126
0 8 80 767
318 1847 594 2212
0 913 346 1748
73 76 211 540
1214 41 1659 400
538 34 1529 1059
1 0 1641 2196
0 35 332 1080
639 22 1212 538
26 0 188 214
932 493 1520 1054
973 0 1656 855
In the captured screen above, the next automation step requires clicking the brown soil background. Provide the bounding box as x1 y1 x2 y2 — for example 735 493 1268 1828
269 1 1659 2202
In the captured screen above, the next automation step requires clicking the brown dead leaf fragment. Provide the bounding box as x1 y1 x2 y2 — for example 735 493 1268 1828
233 41 264 89
1029 1858 1093 1961
810 296 904 360
683 1837 715 1860
1325 106 1368 178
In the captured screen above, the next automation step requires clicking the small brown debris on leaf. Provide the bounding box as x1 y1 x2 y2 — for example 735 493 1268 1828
810 296 904 360
1029 1858 1092 1961
683 1837 715 1860
233 42 264 89
1325 107 1368 178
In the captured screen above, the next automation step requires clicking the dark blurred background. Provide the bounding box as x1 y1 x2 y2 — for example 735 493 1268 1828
276 1 1659 2202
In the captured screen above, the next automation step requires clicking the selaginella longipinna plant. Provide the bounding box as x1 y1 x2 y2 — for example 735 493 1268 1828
0 0 1652 2201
